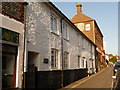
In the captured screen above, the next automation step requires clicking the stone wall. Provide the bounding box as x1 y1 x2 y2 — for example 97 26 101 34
1 2 24 23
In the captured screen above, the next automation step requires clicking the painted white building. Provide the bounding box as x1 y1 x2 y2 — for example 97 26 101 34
25 2 96 74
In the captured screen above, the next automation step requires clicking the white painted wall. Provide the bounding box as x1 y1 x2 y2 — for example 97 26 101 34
26 2 96 74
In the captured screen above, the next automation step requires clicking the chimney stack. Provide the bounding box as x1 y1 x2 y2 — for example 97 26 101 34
76 4 82 13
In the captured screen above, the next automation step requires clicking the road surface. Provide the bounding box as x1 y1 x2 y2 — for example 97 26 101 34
62 66 113 89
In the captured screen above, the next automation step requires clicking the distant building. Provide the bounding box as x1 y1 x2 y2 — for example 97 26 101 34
71 4 105 71
108 54 113 59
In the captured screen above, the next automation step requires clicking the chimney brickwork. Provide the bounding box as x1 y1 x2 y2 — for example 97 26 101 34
76 4 82 13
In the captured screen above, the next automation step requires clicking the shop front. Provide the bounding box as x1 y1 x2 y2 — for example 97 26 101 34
0 27 19 88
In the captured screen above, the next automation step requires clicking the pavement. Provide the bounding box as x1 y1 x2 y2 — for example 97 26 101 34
59 66 113 89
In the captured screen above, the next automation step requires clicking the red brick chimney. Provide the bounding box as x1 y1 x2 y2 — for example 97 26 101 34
76 4 82 13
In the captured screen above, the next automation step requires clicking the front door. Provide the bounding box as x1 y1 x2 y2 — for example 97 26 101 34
2 44 17 89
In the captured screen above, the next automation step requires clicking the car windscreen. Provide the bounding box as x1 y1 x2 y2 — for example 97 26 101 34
115 65 120 67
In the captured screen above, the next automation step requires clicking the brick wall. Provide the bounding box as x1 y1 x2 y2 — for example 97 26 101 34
1 2 24 23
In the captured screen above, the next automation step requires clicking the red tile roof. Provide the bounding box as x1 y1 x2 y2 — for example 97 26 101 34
71 13 94 23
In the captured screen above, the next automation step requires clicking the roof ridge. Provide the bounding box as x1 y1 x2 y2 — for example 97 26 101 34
80 13 94 20
71 12 94 23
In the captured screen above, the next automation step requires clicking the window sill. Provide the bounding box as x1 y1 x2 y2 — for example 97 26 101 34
85 30 90 32
63 38 69 42
63 68 69 70
51 31 59 37
80 68 86 69
51 68 59 71
82 48 85 50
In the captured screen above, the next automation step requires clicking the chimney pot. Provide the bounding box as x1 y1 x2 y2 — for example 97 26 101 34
76 4 82 13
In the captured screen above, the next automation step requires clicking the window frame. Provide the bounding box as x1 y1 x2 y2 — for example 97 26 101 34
82 37 85 49
51 12 59 34
80 57 85 68
51 49 58 69
78 55 81 68
63 52 69 69
62 21 68 40
85 23 91 31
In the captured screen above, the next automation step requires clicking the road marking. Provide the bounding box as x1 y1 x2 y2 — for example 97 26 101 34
111 79 113 88
66 67 110 89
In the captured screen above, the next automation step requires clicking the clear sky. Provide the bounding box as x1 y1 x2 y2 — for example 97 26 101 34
50 1 118 55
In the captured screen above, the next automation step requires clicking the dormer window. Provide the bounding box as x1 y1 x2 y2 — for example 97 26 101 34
85 23 90 31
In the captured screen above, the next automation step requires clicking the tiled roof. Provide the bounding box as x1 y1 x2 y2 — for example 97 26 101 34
71 13 94 23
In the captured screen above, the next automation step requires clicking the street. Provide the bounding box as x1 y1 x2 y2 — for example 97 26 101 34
62 66 113 89
1 2 118 89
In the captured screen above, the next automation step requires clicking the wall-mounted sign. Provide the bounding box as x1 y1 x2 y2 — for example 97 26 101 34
0 27 19 45
44 58 49 64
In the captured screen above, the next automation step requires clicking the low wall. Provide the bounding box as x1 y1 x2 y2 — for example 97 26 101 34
25 69 88 88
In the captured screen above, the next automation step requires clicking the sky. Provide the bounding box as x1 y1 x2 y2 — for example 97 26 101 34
50 1 118 56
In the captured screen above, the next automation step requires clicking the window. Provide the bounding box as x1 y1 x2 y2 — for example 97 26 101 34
64 52 69 69
91 44 92 52
51 13 57 33
51 49 58 69
78 56 80 68
77 34 80 46
82 58 84 68
81 57 85 68
62 22 68 39
82 37 85 49
85 23 90 31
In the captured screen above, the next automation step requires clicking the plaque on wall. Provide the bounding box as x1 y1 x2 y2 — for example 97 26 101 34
43 58 49 64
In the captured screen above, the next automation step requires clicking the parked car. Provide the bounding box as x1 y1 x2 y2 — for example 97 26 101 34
113 61 120 76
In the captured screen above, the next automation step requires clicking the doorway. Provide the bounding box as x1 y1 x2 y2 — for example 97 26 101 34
28 51 39 70
2 44 17 88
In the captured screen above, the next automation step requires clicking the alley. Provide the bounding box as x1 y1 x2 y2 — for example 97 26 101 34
64 66 113 89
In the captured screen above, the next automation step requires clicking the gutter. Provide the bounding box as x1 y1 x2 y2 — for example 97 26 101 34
60 18 64 88
22 2 28 88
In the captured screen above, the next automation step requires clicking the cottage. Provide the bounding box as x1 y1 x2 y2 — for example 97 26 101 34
24 2 96 88
71 4 105 71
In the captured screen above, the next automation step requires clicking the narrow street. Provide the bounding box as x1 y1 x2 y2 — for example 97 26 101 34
63 66 113 89
1 2 118 89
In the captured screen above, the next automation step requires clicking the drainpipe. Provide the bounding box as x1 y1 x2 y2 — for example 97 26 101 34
91 45 94 73
22 2 28 88
60 18 64 88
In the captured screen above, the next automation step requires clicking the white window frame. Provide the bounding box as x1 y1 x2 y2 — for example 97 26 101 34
85 23 91 31
77 33 80 47
82 37 85 49
89 43 91 52
51 49 58 69
51 12 58 34
63 52 69 69
78 55 81 68
81 57 85 68
62 22 68 40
